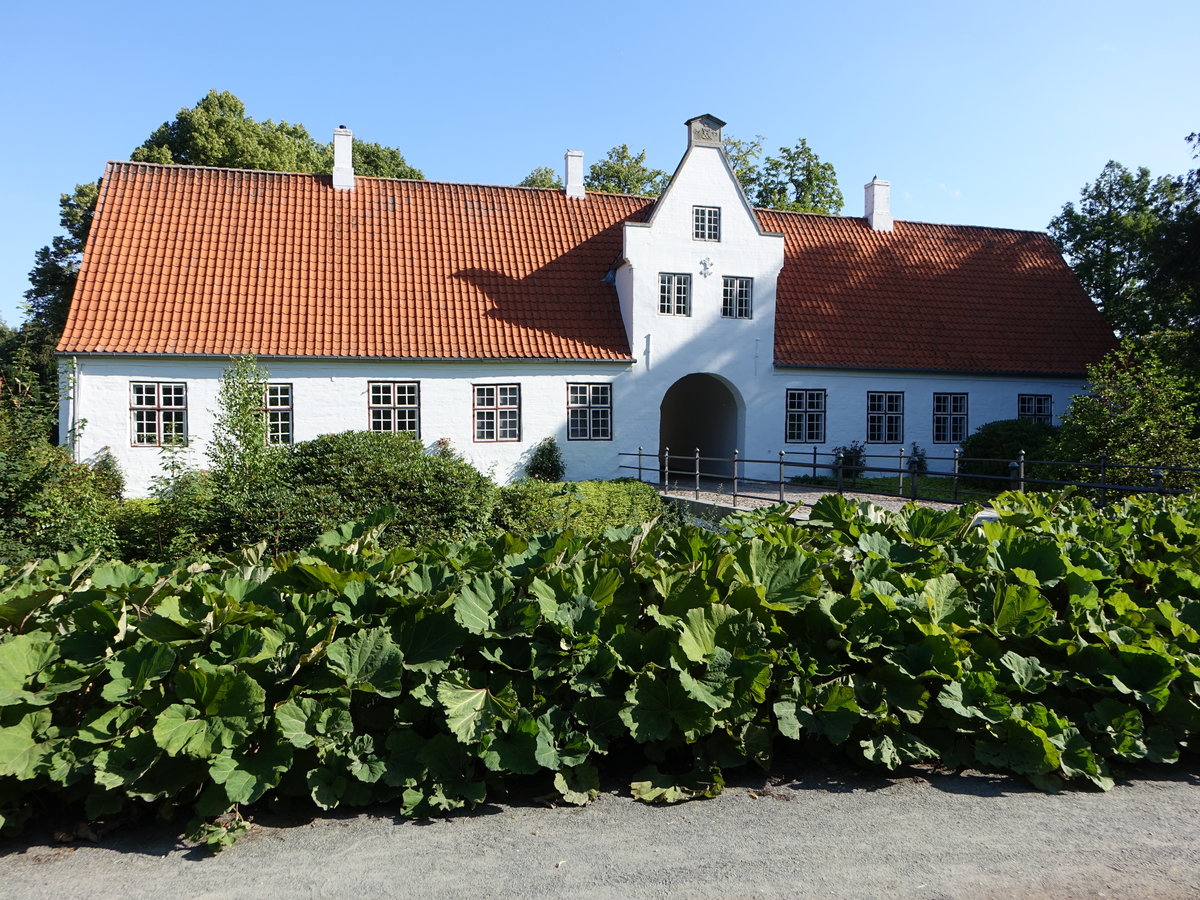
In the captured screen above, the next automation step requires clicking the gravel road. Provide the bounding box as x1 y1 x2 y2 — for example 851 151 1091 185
4 762 1198 899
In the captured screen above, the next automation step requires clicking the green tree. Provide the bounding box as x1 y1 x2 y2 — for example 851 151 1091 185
131 90 423 179
740 138 844 214
1048 161 1187 336
518 166 564 190
1053 341 1200 490
1155 133 1200 345
584 145 668 196
721 134 765 194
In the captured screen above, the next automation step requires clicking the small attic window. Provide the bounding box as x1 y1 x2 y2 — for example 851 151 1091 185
693 206 720 241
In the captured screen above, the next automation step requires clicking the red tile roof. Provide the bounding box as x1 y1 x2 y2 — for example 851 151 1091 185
58 161 1115 375
762 212 1116 375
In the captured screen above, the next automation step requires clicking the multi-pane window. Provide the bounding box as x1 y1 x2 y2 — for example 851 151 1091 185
721 276 752 319
693 206 720 241
264 384 293 445
867 392 904 443
933 393 968 443
658 273 691 316
567 383 612 441
1017 394 1053 425
474 384 520 442
368 381 420 436
130 382 187 447
785 389 826 443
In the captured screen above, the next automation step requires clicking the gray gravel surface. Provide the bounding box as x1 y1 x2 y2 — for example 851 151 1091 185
4 763 1199 899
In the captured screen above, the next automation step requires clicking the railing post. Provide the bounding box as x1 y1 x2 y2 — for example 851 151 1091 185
953 447 961 502
1009 460 1019 491
908 456 919 500
1153 467 1165 495
836 452 845 493
898 445 906 493
694 447 701 500
732 449 739 507
661 445 669 490
1098 452 1108 506
637 446 644 483
779 450 786 503
811 445 817 479
1018 449 1026 493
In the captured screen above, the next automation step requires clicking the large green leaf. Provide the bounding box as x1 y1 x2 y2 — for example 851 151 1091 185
678 604 737 663
101 643 176 703
630 765 724 804
621 667 715 742
437 672 517 745
209 742 293 805
0 711 50 779
396 612 465 673
0 633 59 706
326 628 405 697
454 576 502 635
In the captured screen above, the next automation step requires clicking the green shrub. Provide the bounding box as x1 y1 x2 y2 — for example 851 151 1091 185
282 431 496 547
959 419 1058 488
525 437 566 481
493 478 666 538
831 441 867 481
492 479 572 535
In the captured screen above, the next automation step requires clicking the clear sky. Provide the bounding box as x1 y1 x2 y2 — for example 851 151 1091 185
1 0 1196 329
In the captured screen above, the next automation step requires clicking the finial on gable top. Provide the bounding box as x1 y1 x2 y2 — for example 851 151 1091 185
685 114 726 148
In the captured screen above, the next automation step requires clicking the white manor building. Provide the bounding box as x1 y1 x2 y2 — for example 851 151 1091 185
57 115 1115 496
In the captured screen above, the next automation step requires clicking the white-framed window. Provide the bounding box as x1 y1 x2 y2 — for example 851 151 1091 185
567 383 612 441
721 276 753 319
658 273 691 316
368 381 420 436
264 384 294 445
1018 394 1053 425
867 391 904 443
933 393 968 443
693 206 720 241
786 389 826 443
130 382 187 447
474 384 520 442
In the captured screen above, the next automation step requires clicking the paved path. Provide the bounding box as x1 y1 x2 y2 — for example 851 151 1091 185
4 762 1198 898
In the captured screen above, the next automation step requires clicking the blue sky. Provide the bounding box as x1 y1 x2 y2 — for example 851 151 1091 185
1 0 1196 328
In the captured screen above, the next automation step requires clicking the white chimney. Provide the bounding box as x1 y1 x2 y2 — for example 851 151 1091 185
564 149 585 199
864 176 892 231
333 126 354 191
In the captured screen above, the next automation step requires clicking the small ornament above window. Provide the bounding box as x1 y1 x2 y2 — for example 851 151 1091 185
699 257 713 278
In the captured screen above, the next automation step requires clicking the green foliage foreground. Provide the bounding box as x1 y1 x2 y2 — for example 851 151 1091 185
2 491 1198 849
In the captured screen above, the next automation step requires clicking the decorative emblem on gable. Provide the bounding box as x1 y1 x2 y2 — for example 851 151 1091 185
686 114 727 148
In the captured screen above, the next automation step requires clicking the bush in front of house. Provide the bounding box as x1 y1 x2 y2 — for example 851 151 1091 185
492 477 668 538
958 419 1058 489
281 431 498 549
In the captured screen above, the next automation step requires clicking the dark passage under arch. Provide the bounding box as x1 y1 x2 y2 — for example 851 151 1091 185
659 373 740 479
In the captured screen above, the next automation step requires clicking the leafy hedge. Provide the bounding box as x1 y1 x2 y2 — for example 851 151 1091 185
1 491 1198 849
492 478 669 538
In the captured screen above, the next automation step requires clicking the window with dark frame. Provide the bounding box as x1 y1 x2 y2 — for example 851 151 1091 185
721 276 752 318
368 381 420 436
785 389 826 443
474 384 520 442
658 273 691 316
867 391 904 443
693 206 720 241
130 382 187 447
1017 394 1053 425
264 384 294 445
933 393 968 443
567 383 612 441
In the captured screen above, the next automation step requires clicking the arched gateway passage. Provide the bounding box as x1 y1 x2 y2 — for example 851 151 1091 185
659 373 741 479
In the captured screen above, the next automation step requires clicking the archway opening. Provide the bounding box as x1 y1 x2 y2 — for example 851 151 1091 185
659 373 740 479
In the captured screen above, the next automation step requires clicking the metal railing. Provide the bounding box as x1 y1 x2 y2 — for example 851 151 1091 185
617 445 1200 507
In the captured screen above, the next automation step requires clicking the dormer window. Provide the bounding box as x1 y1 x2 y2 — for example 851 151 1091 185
693 206 720 241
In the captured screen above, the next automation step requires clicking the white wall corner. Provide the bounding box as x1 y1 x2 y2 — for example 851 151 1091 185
333 126 355 191
864 177 893 231
564 150 585 199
